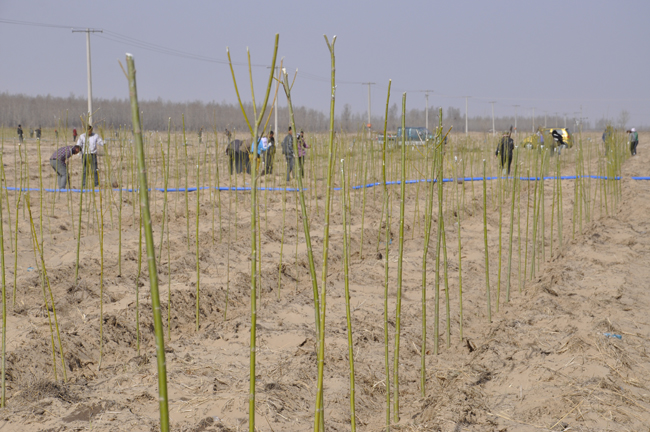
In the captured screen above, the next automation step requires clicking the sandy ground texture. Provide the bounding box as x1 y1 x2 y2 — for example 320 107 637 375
0 133 648 431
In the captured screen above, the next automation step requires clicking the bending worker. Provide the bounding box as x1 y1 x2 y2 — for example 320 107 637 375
495 131 514 175
50 144 81 189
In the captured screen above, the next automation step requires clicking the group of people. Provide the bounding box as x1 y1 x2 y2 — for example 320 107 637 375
48 124 104 190
602 126 640 156
227 126 309 182
16 125 43 143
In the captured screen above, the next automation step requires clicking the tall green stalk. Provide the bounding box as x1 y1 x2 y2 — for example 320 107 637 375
126 54 169 432
505 151 518 302
74 136 88 284
158 119 172 267
482 160 492 322
182 115 190 250
455 150 464 340
27 201 67 382
227 36 278 432
313 35 337 432
381 80 392 432
0 154 6 406
340 160 357 432
393 93 407 422
420 117 439 396
195 134 201 331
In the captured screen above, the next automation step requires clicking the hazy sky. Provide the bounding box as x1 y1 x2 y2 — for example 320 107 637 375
2 0 649 128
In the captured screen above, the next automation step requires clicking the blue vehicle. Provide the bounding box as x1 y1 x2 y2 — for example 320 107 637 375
378 126 444 145
397 127 434 144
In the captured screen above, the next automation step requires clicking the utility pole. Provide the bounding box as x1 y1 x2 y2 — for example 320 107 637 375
267 66 280 136
563 113 567 128
362 82 375 140
514 105 520 143
72 28 103 126
532 107 535 133
544 111 547 128
423 90 434 131
489 101 496 137
275 67 278 137
465 96 469 136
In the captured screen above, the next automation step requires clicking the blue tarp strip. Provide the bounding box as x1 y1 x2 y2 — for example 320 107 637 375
3 174 637 193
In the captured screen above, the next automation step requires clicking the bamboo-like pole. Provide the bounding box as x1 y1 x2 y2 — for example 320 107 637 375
96 178 105 369
74 135 88 284
433 139 444 355
523 169 531 287
117 131 124 276
482 160 492 322
314 34 337 432
496 159 503 312
126 54 169 432
11 184 21 306
393 93 407 422
439 152 451 348
505 150 519 302
182 115 190 250
455 147 464 341
420 114 438 396
27 201 67 382
158 119 171 266
227 36 278 432
0 151 6 406
359 150 369 260
195 132 201 331
381 80 392 432
339 159 357 432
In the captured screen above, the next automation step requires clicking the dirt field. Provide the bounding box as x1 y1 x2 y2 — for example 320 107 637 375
0 131 648 431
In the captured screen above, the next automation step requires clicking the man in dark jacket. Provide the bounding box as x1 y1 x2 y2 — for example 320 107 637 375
281 126 294 182
495 131 514 175
17 125 23 144
226 139 250 174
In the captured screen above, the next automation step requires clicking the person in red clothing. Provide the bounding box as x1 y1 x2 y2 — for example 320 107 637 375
72 128 78 142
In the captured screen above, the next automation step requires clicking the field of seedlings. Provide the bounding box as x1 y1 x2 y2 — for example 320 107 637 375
0 111 648 432
0 44 646 432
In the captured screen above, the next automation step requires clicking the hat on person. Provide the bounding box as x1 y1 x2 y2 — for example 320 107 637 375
631 128 636 132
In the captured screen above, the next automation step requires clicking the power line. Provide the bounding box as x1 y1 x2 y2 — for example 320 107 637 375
0 17 72 29
0 17 369 85
6 18 648 106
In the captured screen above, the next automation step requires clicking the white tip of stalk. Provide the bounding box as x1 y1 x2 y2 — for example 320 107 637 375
282 68 287 74
126 53 133 58
483 159 486 162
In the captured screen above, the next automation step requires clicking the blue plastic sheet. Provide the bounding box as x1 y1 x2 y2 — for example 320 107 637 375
1 173 638 193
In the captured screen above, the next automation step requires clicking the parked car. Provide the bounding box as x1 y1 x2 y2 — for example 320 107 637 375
378 127 440 145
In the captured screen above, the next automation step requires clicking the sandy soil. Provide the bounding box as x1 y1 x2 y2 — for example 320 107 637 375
0 133 648 431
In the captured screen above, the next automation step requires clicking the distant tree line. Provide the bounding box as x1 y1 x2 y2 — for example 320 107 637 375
1 92 627 136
